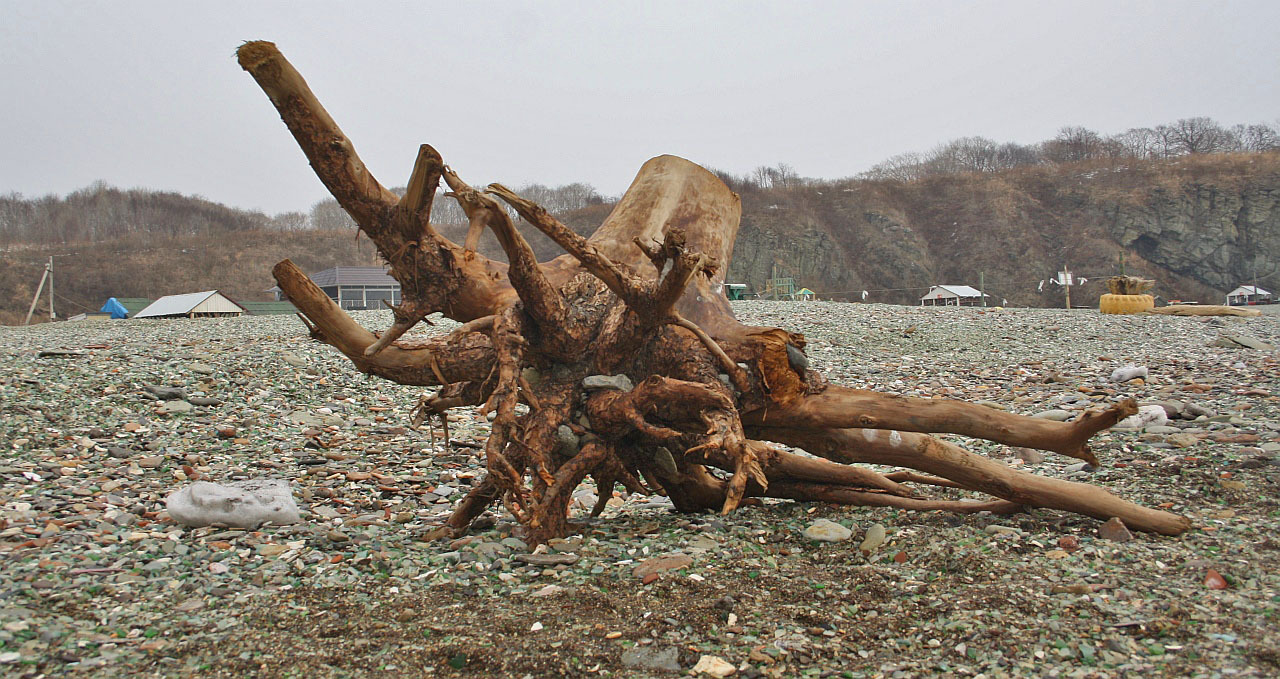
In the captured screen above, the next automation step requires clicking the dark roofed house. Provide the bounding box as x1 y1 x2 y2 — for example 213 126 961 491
267 266 401 311
114 298 154 317
242 301 299 316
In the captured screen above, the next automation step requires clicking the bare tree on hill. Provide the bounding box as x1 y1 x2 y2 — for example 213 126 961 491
1160 117 1235 155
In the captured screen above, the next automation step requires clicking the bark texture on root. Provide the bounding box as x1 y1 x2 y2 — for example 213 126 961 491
239 40 1191 542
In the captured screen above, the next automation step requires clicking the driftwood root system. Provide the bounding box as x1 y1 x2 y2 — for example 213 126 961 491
239 41 1191 543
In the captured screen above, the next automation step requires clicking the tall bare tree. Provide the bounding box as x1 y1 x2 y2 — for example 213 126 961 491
1161 117 1234 155
1043 126 1105 163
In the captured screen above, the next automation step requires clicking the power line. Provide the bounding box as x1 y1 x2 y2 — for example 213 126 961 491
817 286 932 295
52 291 96 312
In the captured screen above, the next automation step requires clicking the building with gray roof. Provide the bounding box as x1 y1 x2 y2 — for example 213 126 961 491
266 266 401 310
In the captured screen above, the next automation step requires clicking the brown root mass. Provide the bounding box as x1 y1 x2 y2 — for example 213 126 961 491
238 41 1190 544
1106 276 1155 295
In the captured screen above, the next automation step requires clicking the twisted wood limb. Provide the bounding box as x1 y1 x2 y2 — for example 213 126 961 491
685 410 767 514
273 259 495 386
452 314 496 337
492 185 719 328
237 41 397 216
445 171 570 329
760 448 910 495
765 482 1022 514
367 146 446 355
882 470 968 490
240 41 516 332
447 476 501 536
747 386 1138 466
482 310 531 517
646 231 716 324
670 313 752 394
536 441 610 524
363 309 424 358
398 143 444 218
487 183 642 306
586 390 684 442
754 425 1191 535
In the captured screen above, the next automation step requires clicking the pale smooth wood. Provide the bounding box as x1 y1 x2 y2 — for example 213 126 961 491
1149 305 1262 317
746 386 1137 465
755 425 1192 535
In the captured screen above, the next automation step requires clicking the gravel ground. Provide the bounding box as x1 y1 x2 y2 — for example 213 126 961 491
2 302 1279 678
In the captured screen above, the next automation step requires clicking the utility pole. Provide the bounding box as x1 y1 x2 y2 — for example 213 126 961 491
47 256 55 321
979 271 987 307
1063 264 1072 310
1254 259 1260 304
24 259 51 326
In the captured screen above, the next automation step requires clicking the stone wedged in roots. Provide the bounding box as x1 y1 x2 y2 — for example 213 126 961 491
240 40 1191 544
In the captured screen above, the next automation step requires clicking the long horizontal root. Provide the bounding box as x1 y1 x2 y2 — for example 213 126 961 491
753 425 1191 535
766 481 1022 514
746 386 1138 466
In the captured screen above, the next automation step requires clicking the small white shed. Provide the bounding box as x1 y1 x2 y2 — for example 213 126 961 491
134 291 246 319
1226 285 1272 306
724 283 750 300
920 285 988 307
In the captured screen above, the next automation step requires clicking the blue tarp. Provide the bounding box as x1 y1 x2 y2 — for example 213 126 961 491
100 297 130 319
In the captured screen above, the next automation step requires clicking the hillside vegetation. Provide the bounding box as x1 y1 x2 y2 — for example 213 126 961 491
728 151 1280 307
0 184 608 325
3 117 1279 323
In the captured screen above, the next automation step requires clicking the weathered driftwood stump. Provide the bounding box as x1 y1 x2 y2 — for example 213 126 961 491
239 41 1190 544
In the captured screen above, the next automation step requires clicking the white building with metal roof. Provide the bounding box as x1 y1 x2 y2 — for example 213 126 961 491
134 291 246 318
920 285 989 307
1226 285 1273 306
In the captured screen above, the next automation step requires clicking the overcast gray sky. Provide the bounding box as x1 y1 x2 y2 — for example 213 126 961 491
3 0 1278 215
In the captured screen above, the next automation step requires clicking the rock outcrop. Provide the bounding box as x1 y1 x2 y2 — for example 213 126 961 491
726 152 1280 307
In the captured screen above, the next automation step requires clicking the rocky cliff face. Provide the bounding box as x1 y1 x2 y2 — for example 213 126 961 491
1103 183 1280 291
727 153 1280 307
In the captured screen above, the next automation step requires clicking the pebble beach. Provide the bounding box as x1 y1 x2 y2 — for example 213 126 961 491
2 301 1279 677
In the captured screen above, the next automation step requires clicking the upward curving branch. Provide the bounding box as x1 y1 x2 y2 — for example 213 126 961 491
443 171 572 344
239 40 516 328
486 183 645 309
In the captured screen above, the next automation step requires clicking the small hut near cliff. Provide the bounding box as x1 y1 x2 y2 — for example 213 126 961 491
920 285 988 307
1226 285 1272 306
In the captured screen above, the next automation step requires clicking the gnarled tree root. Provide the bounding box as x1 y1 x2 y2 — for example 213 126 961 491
239 39 1191 544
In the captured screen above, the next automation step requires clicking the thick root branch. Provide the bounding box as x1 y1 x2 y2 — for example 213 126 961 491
274 259 496 386
766 481 1022 514
754 425 1191 535
749 386 1138 465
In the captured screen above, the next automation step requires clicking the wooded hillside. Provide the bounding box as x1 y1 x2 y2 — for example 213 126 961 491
728 151 1280 307
0 183 608 325
3 117 1278 324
